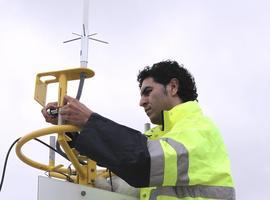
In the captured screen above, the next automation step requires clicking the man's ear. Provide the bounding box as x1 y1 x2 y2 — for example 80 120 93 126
168 78 179 96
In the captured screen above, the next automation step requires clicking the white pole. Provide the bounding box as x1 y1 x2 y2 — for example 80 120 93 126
83 0 89 29
49 136 56 166
144 123 151 132
80 0 90 67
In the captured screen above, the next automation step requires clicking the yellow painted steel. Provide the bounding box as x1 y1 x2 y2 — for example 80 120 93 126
58 73 67 107
57 133 87 179
15 125 80 174
34 67 94 106
16 67 104 187
87 160 97 186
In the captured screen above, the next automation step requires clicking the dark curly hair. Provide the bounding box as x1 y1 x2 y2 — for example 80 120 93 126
137 60 198 102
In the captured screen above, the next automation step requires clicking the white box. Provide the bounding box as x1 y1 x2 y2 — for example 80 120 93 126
38 176 139 200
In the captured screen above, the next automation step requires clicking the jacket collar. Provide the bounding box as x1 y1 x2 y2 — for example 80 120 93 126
162 101 202 132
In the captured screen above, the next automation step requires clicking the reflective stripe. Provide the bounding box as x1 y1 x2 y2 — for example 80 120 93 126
147 138 189 186
147 140 165 186
149 185 236 200
162 138 189 185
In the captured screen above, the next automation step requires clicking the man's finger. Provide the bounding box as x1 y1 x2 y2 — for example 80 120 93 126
63 95 75 104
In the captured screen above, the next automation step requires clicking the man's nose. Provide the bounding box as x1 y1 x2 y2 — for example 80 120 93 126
139 96 147 107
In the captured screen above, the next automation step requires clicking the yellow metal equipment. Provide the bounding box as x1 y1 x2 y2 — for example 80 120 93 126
16 67 108 186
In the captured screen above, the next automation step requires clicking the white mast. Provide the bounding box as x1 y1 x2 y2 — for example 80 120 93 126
80 0 90 67
63 0 108 67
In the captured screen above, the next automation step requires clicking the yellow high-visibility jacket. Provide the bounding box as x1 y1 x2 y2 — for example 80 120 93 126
76 101 235 199
140 101 235 200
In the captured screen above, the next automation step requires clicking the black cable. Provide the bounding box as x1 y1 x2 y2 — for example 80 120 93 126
55 141 86 165
0 138 20 192
44 171 74 183
76 72 86 100
0 137 75 192
35 138 85 167
34 138 62 156
55 141 70 161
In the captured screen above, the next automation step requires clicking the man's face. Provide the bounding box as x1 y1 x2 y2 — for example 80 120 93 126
139 77 171 125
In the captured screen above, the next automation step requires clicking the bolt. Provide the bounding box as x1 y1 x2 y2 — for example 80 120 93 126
81 191 86 196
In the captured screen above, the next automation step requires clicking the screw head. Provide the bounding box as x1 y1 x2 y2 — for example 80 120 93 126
81 191 86 196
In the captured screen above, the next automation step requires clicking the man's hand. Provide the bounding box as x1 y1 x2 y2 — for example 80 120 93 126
41 95 93 127
60 95 92 127
41 102 58 125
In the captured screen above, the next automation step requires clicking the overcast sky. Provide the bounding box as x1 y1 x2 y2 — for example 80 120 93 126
0 0 269 199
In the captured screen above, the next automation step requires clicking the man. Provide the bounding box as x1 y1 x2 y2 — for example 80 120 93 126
42 60 235 199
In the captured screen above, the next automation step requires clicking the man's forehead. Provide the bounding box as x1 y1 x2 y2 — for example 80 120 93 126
140 77 155 89
140 77 159 96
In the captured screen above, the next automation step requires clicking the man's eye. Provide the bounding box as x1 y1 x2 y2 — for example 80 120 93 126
144 89 152 96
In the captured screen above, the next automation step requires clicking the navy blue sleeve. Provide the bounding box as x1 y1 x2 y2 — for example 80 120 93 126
74 113 150 187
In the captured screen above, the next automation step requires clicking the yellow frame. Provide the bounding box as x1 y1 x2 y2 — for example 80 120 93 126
34 67 94 106
16 67 104 186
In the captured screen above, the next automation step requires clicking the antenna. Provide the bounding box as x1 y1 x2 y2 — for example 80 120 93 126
63 0 108 68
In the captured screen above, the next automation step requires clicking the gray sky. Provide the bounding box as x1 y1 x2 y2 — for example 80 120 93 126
0 0 269 199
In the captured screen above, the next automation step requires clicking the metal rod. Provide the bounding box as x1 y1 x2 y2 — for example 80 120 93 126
80 0 90 67
49 136 56 167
